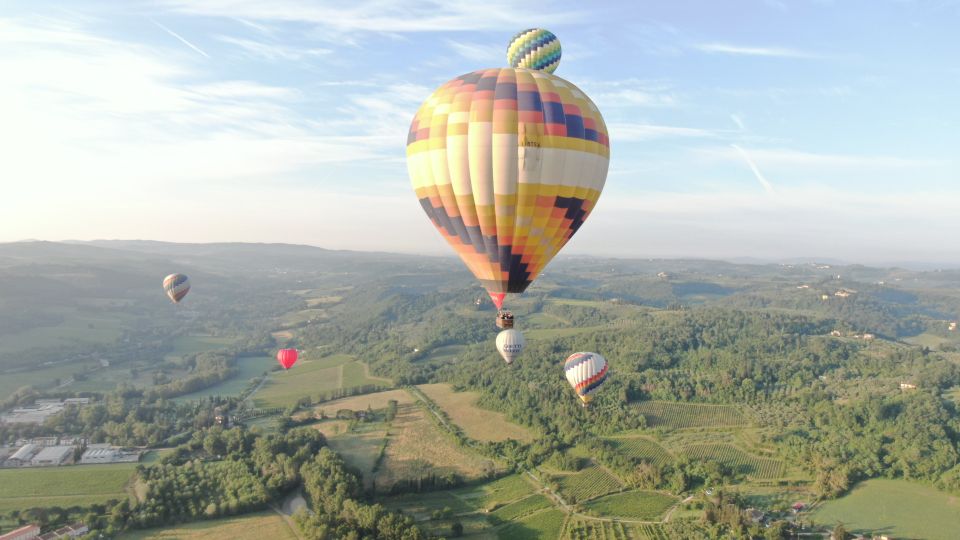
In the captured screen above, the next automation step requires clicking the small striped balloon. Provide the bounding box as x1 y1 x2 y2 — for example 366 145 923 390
563 352 608 406
507 28 561 73
162 273 190 304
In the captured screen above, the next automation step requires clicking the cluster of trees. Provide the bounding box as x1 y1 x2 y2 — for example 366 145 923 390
294 448 425 540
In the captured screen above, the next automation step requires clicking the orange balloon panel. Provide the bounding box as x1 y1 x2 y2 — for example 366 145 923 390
407 68 609 295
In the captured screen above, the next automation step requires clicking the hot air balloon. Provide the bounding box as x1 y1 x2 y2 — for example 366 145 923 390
407 29 609 327
507 28 561 74
276 348 298 370
162 273 190 304
563 352 608 407
495 329 525 364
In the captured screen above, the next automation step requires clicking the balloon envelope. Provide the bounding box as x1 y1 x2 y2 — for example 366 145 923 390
507 28 561 73
407 68 609 303
162 273 190 304
563 352 608 405
496 329 525 364
276 348 298 370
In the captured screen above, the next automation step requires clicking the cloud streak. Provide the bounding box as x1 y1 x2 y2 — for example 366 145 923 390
695 42 818 59
153 20 210 58
730 144 776 196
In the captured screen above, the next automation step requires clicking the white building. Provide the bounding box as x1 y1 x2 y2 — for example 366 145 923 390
30 446 73 466
4 444 38 466
80 446 120 464
37 523 88 539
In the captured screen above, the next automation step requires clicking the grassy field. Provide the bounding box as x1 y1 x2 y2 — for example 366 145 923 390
418 383 534 442
811 479 960 540
313 389 413 415
419 345 465 364
120 511 299 540
0 309 125 357
946 385 960 404
455 474 537 510
252 354 386 408
583 490 677 520
490 494 553 522
0 463 137 513
554 466 623 503
680 444 783 479
164 335 239 362
326 428 388 488
633 401 747 429
606 437 674 467
496 508 566 540
373 404 497 493
175 356 272 402
0 361 102 399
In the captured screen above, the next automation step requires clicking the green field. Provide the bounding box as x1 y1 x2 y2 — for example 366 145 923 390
811 479 960 540
326 428 388 486
0 361 102 399
251 354 385 407
164 335 239 361
606 437 674 466
583 490 677 520
554 466 623 503
490 494 553 522
174 356 272 402
0 463 137 513
496 508 567 540
455 474 536 510
563 518 633 540
120 510 299 540
633 401 747 429
680 444 783 479
0 309 125 357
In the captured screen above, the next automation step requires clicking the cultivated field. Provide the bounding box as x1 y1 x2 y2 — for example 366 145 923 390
583 490 678 521
174 356 272 402
120 510 299 540
495 508 567 540
312 388 413 415
606 437 674 466
164 335 239 362
489 494 553 522
0 463 137 513
455 474 537 510
554 466 623 503
326 428 388 487
563 518 632 540
633 401 747 429
811 479 960 540
680 444 784 479
373 404 497 492
252 354 386 408
417 383 534 442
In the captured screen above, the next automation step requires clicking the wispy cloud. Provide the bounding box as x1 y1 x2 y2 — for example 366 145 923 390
217 35 331 61
695 42 818 59
730 114 745 131
157 0 584 33
445 39 501 63
731 144 776 196
698 146 942 170
610 123 719 141
152 20 210 58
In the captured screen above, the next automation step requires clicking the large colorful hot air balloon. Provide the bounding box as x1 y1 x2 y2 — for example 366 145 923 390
563 352 608 407
162 273 190 304
495 329 525 364
407 29 609 316
276 348 298 370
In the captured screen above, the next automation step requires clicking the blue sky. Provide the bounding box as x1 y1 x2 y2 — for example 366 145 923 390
1 0 958 265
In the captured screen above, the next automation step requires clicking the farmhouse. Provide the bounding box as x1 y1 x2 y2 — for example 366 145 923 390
30 446 73 466
4 444 39 467
900 381 917 391
37 523 88 539
744 508 764 523
950 321 957 331
0 524 41 540
830 330 842 337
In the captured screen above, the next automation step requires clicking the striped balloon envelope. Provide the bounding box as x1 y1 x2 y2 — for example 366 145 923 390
407 65 609 310
563 352 608 407
507 28 561 74
162 273 190 304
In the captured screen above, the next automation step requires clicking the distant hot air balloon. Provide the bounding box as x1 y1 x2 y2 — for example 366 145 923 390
507 28 561 74
407 29 609 319
563 352 608 407
162 273 190 304
495 329 525 364
276 348 298 370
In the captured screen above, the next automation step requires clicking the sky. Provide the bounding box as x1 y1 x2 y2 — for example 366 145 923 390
1 0 958 266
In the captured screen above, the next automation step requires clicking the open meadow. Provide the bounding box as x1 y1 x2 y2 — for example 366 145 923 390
811 479 960 540
119 510 299 540
417 383 534 442
0 463 137 513
251 354 387 408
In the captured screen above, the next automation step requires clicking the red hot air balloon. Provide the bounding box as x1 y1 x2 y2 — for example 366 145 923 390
276 349 298 370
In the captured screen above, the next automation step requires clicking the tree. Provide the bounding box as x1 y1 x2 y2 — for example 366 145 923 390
450 521 464 537
832 523 847 540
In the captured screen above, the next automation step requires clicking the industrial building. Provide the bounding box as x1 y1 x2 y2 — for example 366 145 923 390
37 523 89 540
4 443 38 467
30 446 73 466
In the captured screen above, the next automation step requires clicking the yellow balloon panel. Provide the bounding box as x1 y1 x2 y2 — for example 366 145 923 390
408 68 609 295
